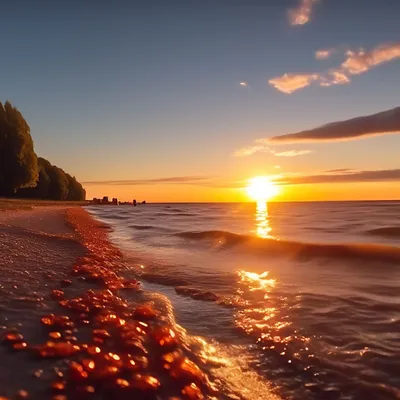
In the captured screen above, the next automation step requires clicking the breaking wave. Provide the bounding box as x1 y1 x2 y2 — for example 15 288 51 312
176 230 400 263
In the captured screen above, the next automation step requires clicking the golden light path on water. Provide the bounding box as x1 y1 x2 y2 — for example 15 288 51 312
234 202 312 371
255 201 272 238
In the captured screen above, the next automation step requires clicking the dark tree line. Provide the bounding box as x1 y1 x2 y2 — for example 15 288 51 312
0 101 86 201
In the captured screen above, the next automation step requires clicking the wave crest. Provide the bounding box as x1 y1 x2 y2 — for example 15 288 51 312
176 230 400 263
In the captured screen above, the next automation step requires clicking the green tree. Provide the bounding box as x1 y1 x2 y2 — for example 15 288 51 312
0 101 38 195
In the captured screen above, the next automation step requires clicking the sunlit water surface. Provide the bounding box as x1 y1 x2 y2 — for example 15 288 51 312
88 201 400 399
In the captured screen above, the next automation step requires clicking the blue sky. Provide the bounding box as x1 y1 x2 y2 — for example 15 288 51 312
1 0 399 200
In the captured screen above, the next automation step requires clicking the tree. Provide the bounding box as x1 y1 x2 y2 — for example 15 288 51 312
66 173 86 201
47 164 69 200
0 101 38 195
2 100 86 201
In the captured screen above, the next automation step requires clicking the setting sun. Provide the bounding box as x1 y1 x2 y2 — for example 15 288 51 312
246 176 279 202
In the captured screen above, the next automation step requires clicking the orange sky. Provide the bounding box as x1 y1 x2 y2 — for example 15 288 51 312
85 181 400 203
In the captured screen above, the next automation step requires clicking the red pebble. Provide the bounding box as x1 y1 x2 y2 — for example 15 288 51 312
51 290 65 300
170 358 205 384
35 342 80 358
16 390 29 399
13 342 28 351
133 305 158 320
130 374 160 391
51 381 66 392
69 362 89 382
182 383 204 400
152 326 179 350
3 332 24 343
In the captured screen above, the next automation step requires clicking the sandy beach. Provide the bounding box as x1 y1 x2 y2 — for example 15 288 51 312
0 207 86 396
0 206 222 400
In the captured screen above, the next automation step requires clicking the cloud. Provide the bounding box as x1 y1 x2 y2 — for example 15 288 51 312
273 149 313 157
275 169 400 185
233 140 313 157
82 176 211 186
269 106 400 143
288 0 318 26
268 73 318 94
315 48 335 60
341 43 400 75
269 42 400 93
320 70 350 86
324 168 354 173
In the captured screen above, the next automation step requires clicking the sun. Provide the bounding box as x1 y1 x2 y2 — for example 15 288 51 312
246 176 279 202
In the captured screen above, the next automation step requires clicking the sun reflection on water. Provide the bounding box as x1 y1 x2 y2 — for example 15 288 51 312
238 270 276 293
254 201 272 238
235 268 312 368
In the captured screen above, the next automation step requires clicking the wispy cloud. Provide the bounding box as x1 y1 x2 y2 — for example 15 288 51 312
288 0 318 26
269 42 400 93
324 168 354 174
341 44 400 75
319 70 350 86
269 106 400 143
274 169 400 185
315 48 336 60
233 140 313 157
269 73 319 94
273 149 313 157
82 176 211 186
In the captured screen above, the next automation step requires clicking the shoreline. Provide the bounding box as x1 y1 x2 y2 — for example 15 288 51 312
0 206 221 400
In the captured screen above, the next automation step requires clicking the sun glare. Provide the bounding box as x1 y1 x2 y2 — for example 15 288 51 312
246 176 279 202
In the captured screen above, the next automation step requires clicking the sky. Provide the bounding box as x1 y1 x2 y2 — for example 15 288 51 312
1 0 399 202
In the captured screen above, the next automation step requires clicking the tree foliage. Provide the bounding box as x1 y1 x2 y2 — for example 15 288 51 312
16 158 86 201
0 100 86 201
0 101 38 195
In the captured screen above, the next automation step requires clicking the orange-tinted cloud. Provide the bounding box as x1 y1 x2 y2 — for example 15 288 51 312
315 48 335 59
269 106 400 143
233 140 312 157
320 70 351 86
269 42 400 93
268 73 318 94
288 0 318 26
83 176 211 185
341 43 400 74
275 169 400 185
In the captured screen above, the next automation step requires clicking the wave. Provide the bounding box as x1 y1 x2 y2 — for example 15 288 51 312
155 212 195 217
176 230 400 263
365 226 400 238
129 224 155 230
104 214 130 220
175 286 219 302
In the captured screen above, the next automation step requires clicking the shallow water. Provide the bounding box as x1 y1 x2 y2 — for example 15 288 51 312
88 201 400 399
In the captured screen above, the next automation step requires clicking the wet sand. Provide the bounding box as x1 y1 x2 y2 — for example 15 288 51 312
0 207 220 400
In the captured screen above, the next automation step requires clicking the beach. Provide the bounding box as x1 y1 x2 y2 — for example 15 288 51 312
0 206 85 396
0 205 248 400
2 202 400 399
